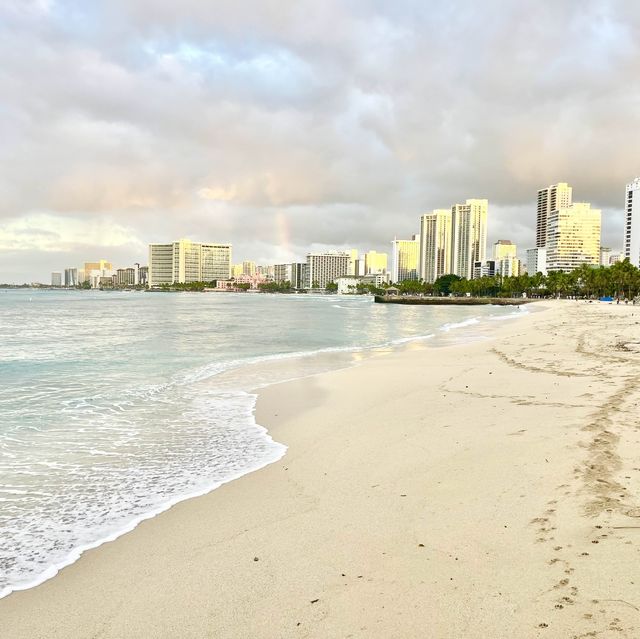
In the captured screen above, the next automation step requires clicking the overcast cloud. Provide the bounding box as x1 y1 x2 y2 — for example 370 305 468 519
1 0 639 282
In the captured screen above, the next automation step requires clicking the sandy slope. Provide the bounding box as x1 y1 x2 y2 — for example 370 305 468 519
2 300 640 638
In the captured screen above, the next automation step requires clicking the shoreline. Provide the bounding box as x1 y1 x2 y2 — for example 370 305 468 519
0 301 520 601
3 300 640 637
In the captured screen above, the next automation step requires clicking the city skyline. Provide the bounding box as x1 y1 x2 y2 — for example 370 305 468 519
1 2 639 282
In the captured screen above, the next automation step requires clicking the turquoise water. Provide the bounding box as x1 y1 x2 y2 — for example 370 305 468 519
0 289 525 597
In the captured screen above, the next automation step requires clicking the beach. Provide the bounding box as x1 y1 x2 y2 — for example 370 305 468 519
2 299 640 638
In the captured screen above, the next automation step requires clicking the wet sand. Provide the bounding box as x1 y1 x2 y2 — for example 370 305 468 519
2 300 640 638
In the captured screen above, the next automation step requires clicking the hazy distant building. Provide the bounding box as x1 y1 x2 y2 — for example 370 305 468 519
256 265 275 280
242 261 256 276
419 209 452 283
51 272 62 287
490 241 519 277
493 240 517 260
305 251 353 288
536 183 572 248
364 250 388 275
473 260 496 279
274 263 307 289
116 268 136 287
527 247 547 276
273 263 292 284
64 268 78 287
83 260 112 283
391 236 419 282
546 203 601 272
290 263 307 289
138 266 149 285
451 199 488 280
610 252 622 265
600 247 612 267
148 239 232 287
624 178 640 267
497 257 520 277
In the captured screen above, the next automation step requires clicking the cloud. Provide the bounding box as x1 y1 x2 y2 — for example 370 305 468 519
0 214 145 252
0 0 639 281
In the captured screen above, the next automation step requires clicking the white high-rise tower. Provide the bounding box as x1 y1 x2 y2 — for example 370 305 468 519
536 183 572 248
624 178 640 267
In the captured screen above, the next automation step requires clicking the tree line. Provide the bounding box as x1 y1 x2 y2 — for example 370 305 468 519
386 260 640 299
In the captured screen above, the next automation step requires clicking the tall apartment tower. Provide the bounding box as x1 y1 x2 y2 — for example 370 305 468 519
536 183 572 248
546 203 601 272
624 178 640 267
148 239 232 287
450 199 488 280
419 210 452 283
391 235 420 283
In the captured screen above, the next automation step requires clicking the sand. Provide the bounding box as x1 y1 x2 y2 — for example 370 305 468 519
2 300 640 638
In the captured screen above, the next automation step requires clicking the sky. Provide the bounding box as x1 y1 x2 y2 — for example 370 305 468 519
1 0 639 282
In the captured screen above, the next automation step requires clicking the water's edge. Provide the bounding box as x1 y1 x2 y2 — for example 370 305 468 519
0 304 531 600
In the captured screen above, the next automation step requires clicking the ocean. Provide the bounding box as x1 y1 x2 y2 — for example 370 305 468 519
0 289 526 597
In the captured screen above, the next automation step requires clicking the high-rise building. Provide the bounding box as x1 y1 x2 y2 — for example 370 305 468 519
273 263 306 288
64 268 78 287
536 183 572 248
305 251 353 288
624 178 640 267
391 236 419 282
83 260 113 283
526 248 547 275
242 261 256 276
290 263 307 289
497 257 520 277
600 247 612 267
51 272 62 287
273 263 292 284
419 209 452 283
546 203 601 272
493 240 517 260
115 268 136 286
148 239 232 287
490 240 519 278
451 199 488 280
364 251 388 275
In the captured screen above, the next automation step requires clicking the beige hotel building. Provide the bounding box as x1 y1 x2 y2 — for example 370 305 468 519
148 239 232 287
545 203 601 272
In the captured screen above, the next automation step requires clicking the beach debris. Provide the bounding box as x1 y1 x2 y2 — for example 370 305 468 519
310 599 319 604
253 556 259 561
418 543 425 547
